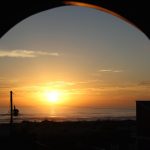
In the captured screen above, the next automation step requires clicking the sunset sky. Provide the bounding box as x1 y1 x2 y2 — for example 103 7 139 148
0 6 150 108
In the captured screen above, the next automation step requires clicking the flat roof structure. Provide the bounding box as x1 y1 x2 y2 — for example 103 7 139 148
136 101 150 150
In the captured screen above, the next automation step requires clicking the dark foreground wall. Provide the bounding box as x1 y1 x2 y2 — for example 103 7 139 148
1 0 150 38
136 101 150 150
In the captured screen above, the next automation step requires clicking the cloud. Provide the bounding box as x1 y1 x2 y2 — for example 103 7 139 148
138 81 150 86
0 77 6 81
98 69 123 73
45 81 76 87
0 50 59 58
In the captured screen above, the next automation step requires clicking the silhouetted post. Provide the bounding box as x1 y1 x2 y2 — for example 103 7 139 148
10 91 13 134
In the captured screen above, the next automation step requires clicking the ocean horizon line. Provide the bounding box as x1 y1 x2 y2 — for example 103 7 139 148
0 106 136 123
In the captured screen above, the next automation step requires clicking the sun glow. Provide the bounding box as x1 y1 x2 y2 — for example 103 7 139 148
46 91 60 103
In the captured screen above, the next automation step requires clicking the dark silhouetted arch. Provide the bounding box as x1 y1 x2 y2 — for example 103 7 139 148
0 0 150 38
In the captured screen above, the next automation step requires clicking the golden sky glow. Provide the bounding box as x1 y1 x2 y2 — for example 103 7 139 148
0 6 150 109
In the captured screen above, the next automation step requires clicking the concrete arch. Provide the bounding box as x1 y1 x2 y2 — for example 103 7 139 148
0 0 150 39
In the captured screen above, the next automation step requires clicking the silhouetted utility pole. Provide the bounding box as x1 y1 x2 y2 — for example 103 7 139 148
10 91 13 134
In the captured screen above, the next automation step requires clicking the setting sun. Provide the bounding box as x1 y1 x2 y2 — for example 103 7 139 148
38 88 70 106
46 91 60 103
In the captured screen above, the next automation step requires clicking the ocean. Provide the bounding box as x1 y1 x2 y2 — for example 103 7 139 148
0 106 136 123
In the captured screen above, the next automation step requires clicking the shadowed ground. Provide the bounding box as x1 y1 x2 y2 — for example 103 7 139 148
0 120 136 150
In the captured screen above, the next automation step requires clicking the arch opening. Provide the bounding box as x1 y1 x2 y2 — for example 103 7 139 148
0 6 149 121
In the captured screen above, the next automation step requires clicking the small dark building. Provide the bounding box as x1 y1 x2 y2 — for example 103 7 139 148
136 101 150 150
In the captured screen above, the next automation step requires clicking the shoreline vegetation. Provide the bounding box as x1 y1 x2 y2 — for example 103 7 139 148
0 119 136 150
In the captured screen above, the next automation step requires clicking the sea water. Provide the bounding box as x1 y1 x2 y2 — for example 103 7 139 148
0 106 136 123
